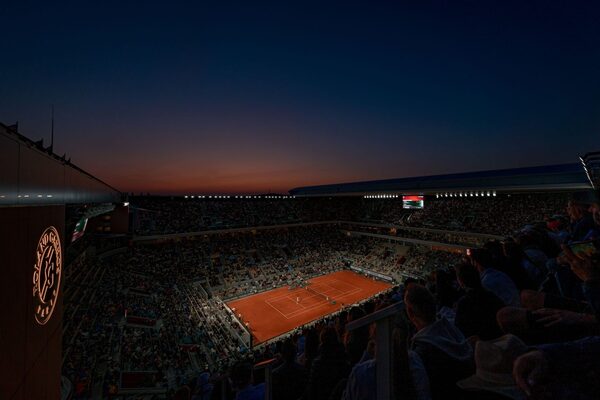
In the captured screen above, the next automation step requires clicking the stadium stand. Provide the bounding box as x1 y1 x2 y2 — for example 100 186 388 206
60 187 600 399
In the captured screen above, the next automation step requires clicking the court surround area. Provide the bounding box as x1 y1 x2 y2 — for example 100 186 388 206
227 270 392 344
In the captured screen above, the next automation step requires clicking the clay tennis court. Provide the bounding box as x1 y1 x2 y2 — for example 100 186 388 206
226 270 392 344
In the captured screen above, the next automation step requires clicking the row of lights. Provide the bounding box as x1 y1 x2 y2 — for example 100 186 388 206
7 194 55 198
363 194 400 199
436 190 496 198
184 195 295 199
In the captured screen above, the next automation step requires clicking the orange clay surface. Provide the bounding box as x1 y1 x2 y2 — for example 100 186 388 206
226 270 392 344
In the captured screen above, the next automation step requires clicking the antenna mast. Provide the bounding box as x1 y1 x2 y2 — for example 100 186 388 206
50 104 54 152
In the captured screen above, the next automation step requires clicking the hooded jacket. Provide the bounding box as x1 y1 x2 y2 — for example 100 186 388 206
411 318 474 400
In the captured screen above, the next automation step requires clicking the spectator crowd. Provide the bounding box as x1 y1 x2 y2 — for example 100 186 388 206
62 190 600 399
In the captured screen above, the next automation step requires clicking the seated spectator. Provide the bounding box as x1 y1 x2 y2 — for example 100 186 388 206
500 240 539 290
404 284 474 400
304 326 351 400
513 336 600 399
343 307 369 367
496 305 599 345
192 372 213 400
272 339 306 400
566 197 596 242
454 263 504 340
342 321 431 400
230 362 265 400
469 248 521 307
563 241 600 320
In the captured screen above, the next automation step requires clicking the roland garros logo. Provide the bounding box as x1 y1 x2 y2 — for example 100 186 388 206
32 226 62 325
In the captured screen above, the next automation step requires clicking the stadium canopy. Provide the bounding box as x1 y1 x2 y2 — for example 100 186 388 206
289 163 592 197
0 122 123 206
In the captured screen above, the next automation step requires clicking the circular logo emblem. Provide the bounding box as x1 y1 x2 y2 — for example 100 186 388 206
32 226 62 325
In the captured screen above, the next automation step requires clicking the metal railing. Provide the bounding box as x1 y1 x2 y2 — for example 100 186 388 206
346 302 404 400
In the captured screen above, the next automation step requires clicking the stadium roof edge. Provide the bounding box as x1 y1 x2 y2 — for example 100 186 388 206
289 162 592 197
0 121 123 206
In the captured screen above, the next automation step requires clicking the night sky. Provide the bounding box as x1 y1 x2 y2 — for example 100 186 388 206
2 1 599 194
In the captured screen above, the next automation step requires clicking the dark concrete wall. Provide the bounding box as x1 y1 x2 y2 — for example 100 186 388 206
0 205 64 400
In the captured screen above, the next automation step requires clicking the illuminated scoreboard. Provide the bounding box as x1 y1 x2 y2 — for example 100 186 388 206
402 195 424 209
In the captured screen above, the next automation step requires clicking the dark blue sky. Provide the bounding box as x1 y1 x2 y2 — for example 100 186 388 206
1 1 599 193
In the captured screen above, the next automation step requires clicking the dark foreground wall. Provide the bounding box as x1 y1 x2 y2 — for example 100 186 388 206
0 205 64 400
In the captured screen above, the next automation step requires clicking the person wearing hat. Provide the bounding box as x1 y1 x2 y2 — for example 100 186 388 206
457 334 528 399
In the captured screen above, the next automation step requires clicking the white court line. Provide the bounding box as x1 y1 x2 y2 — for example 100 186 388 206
268 277 360 302
265 292 321 317
266 289 349 320
262 276 372 319
264 298 293 319
283 289 362 318
283 287 363 318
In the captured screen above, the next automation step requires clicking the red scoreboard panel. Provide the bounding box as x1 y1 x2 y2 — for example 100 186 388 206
402 195 424 209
